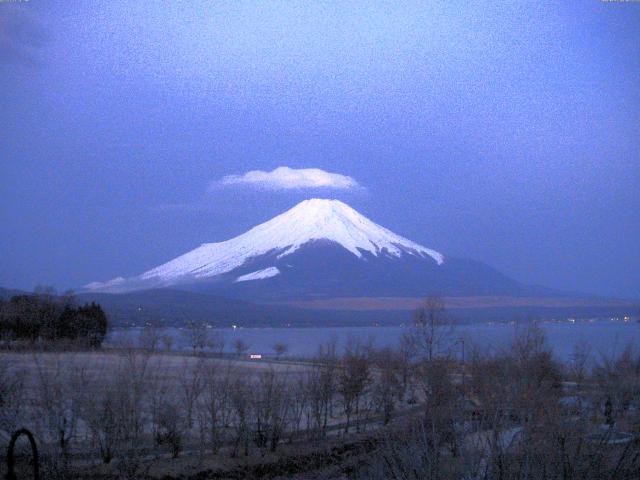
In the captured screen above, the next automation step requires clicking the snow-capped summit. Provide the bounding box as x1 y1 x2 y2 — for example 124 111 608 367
86 199 443 292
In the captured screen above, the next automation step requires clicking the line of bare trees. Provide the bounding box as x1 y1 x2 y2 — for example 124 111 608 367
0 335 417 478
357 299 640 480
1 297 638 479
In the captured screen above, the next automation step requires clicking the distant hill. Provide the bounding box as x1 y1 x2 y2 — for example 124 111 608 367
77 288 638 328
2 286 636 327
76 288 400 327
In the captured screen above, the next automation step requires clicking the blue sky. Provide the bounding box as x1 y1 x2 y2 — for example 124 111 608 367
1 1 639 298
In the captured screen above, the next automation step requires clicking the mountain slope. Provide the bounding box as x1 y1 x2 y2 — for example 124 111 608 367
86 199 444 294
74 289 312 327
184 240 547 300
84 198 565 301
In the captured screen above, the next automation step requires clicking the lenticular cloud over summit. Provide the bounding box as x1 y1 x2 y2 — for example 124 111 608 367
216 166 360 190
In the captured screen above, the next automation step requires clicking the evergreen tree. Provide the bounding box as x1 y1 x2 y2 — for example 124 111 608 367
0 293 109 347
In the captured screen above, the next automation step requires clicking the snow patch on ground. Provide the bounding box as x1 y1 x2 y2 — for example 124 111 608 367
235 267 281 283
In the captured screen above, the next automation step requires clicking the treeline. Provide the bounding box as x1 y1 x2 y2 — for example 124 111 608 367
1 326 639 479
0 290 108 347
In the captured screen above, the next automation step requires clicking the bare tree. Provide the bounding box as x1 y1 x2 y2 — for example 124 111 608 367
154 400 183 458
372 348 401 425
209 330 226 356
32 353 88 470
179 358 205 430
229 374 252 457
509 323 562 425
407 295 452 361
306 339 339 439
306 367 327 439
81 368 128 464
570 337 592 385
117 347 153 442
233 338 250 357
138 324 160 351
593 342 640 422
287 373 310 442
414 359 461 456
198 362 233 454
182 321 209 354
397 335 416 401
272 342 289 359
252 368 291 452
339 340 371 433
160 334 174 352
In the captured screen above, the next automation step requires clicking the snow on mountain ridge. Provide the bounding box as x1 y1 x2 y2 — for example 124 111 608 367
87 199 443 291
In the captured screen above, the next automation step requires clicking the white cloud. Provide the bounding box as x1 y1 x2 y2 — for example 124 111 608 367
216 166 360 190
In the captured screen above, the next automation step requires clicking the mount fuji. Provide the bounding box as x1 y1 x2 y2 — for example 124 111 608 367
85 199 546 300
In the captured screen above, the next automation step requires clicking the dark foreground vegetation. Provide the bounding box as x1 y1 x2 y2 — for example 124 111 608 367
1 297 638 479
0 289 108 348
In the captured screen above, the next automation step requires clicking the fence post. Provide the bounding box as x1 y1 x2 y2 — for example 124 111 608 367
5 428 39 480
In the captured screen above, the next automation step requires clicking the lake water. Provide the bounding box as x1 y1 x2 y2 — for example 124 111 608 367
108 320 640 363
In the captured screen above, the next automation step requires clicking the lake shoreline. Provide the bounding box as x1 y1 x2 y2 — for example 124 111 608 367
108 319 640 362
